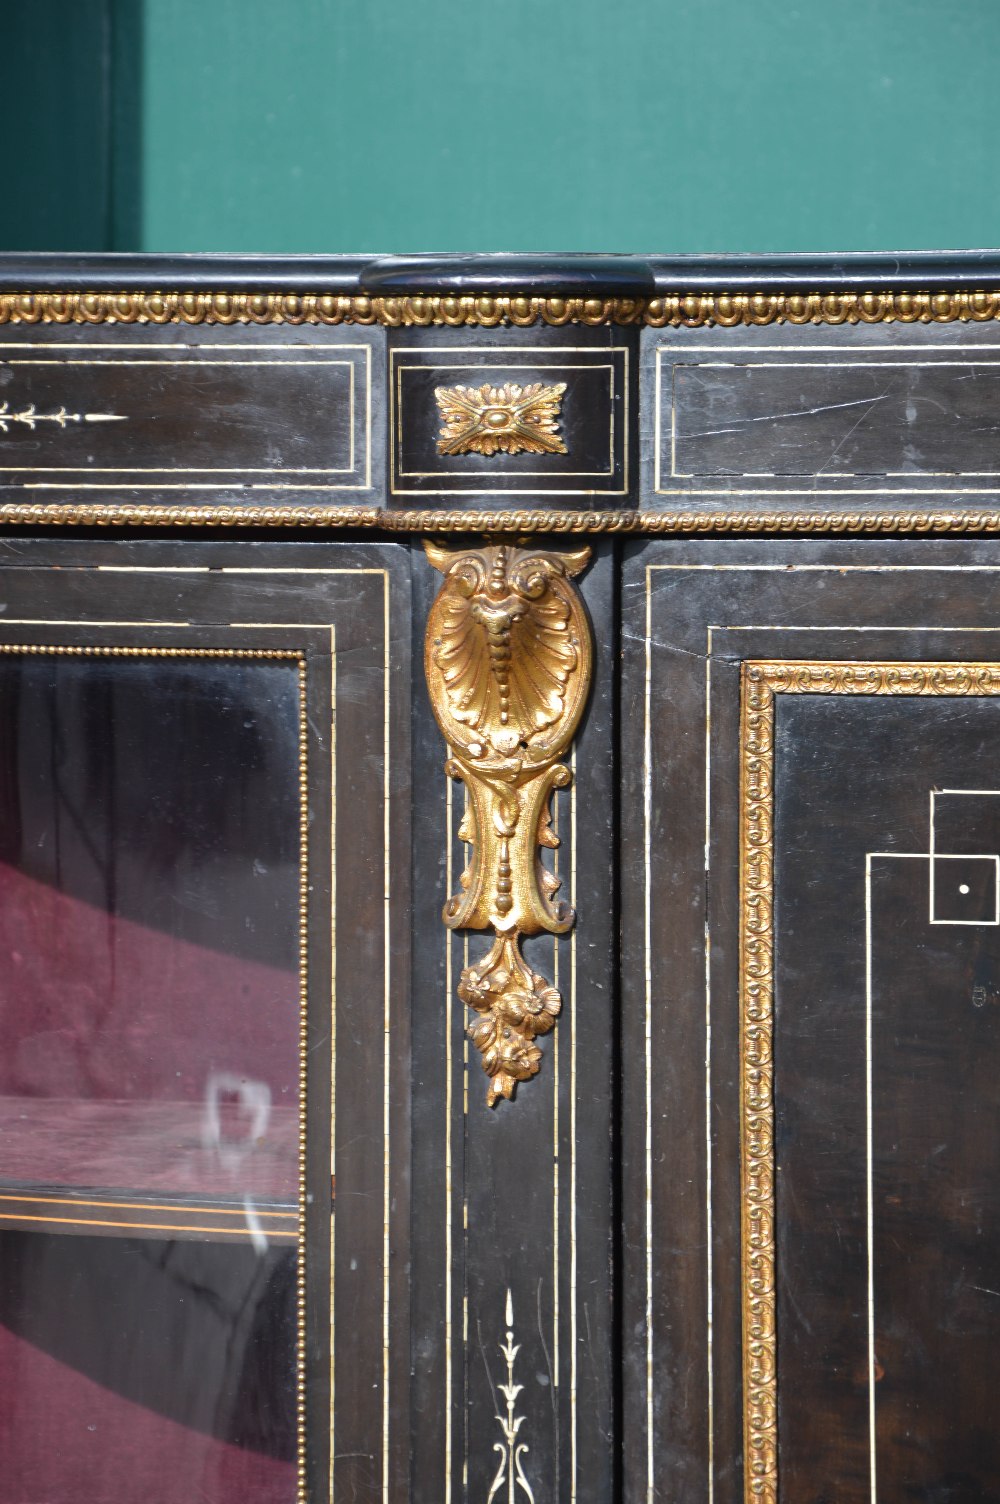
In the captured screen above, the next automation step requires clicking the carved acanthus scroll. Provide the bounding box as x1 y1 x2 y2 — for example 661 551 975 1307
424 539 592 1104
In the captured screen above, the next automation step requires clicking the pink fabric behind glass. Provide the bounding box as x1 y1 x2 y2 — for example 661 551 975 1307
0 862 299 1200
0 1320 295 1504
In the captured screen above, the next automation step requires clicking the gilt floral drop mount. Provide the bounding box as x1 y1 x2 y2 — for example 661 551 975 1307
424 539 593 1104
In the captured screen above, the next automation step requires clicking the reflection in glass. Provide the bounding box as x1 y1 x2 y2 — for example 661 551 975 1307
0 653 302 1504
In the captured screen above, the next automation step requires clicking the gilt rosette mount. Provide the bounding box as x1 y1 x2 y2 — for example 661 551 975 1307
434 381 568 457
424 539 592 1105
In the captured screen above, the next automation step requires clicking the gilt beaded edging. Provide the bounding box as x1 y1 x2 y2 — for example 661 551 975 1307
4 288 1000 327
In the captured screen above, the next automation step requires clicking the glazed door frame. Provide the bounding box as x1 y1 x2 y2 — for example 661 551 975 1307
0 536 412 1504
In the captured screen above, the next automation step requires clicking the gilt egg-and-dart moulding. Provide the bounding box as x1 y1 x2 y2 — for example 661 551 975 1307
434 381 568 457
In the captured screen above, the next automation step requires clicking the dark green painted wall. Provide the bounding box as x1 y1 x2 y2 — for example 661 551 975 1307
5 0 1000 254
1 0 141 252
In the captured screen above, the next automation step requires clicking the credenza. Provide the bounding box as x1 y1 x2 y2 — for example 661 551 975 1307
2 251 1000 1504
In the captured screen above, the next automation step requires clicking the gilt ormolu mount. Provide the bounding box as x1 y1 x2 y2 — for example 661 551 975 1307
423 539 592 1104
433 381 568 457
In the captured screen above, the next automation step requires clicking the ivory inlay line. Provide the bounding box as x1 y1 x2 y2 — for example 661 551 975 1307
0 403 125 430
330 627 338 1504
643 568 655 1504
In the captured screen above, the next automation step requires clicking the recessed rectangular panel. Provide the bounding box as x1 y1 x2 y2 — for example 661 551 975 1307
622 544 1000 1504
0 649 303 1504
643 321 1000 508
0 344 372 490
669 361 1000 479
390 343 629 497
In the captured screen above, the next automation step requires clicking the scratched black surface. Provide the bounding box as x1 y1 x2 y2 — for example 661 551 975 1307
641 317 1000 509
671 362 1000 479
0 322 382 505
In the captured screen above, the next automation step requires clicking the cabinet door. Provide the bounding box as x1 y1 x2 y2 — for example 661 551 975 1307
0 533 622 1504
0 538 411 1504
623 537 1000 1504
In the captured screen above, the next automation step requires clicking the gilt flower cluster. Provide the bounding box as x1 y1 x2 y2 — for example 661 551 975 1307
459 940 561 1105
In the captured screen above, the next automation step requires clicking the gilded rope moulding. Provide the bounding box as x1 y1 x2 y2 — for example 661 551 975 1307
424 538 592 1105
8 503 1000 535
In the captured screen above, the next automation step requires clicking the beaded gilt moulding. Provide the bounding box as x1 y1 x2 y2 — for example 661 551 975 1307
6 289 1000 327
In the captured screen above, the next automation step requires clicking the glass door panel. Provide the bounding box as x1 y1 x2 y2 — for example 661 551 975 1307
0 650 302 1504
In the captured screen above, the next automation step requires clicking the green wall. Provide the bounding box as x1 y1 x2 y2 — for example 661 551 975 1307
5 0 1000 255
1 0 141 252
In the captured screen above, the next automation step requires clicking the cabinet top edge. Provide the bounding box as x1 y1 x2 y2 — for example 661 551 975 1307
5 251 1000 295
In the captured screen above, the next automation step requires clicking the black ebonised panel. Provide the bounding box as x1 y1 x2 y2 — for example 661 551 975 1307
623 538 1000 1504
642 319 1000 511
0 539 412 1504
407 542 618 1504
671 361 1000 478
0 343 369 487
388 326 635 504
0 323 382 505
775 694 1000 1502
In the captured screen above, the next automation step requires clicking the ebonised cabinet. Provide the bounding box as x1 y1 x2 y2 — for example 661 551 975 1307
2 253 1000 1504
